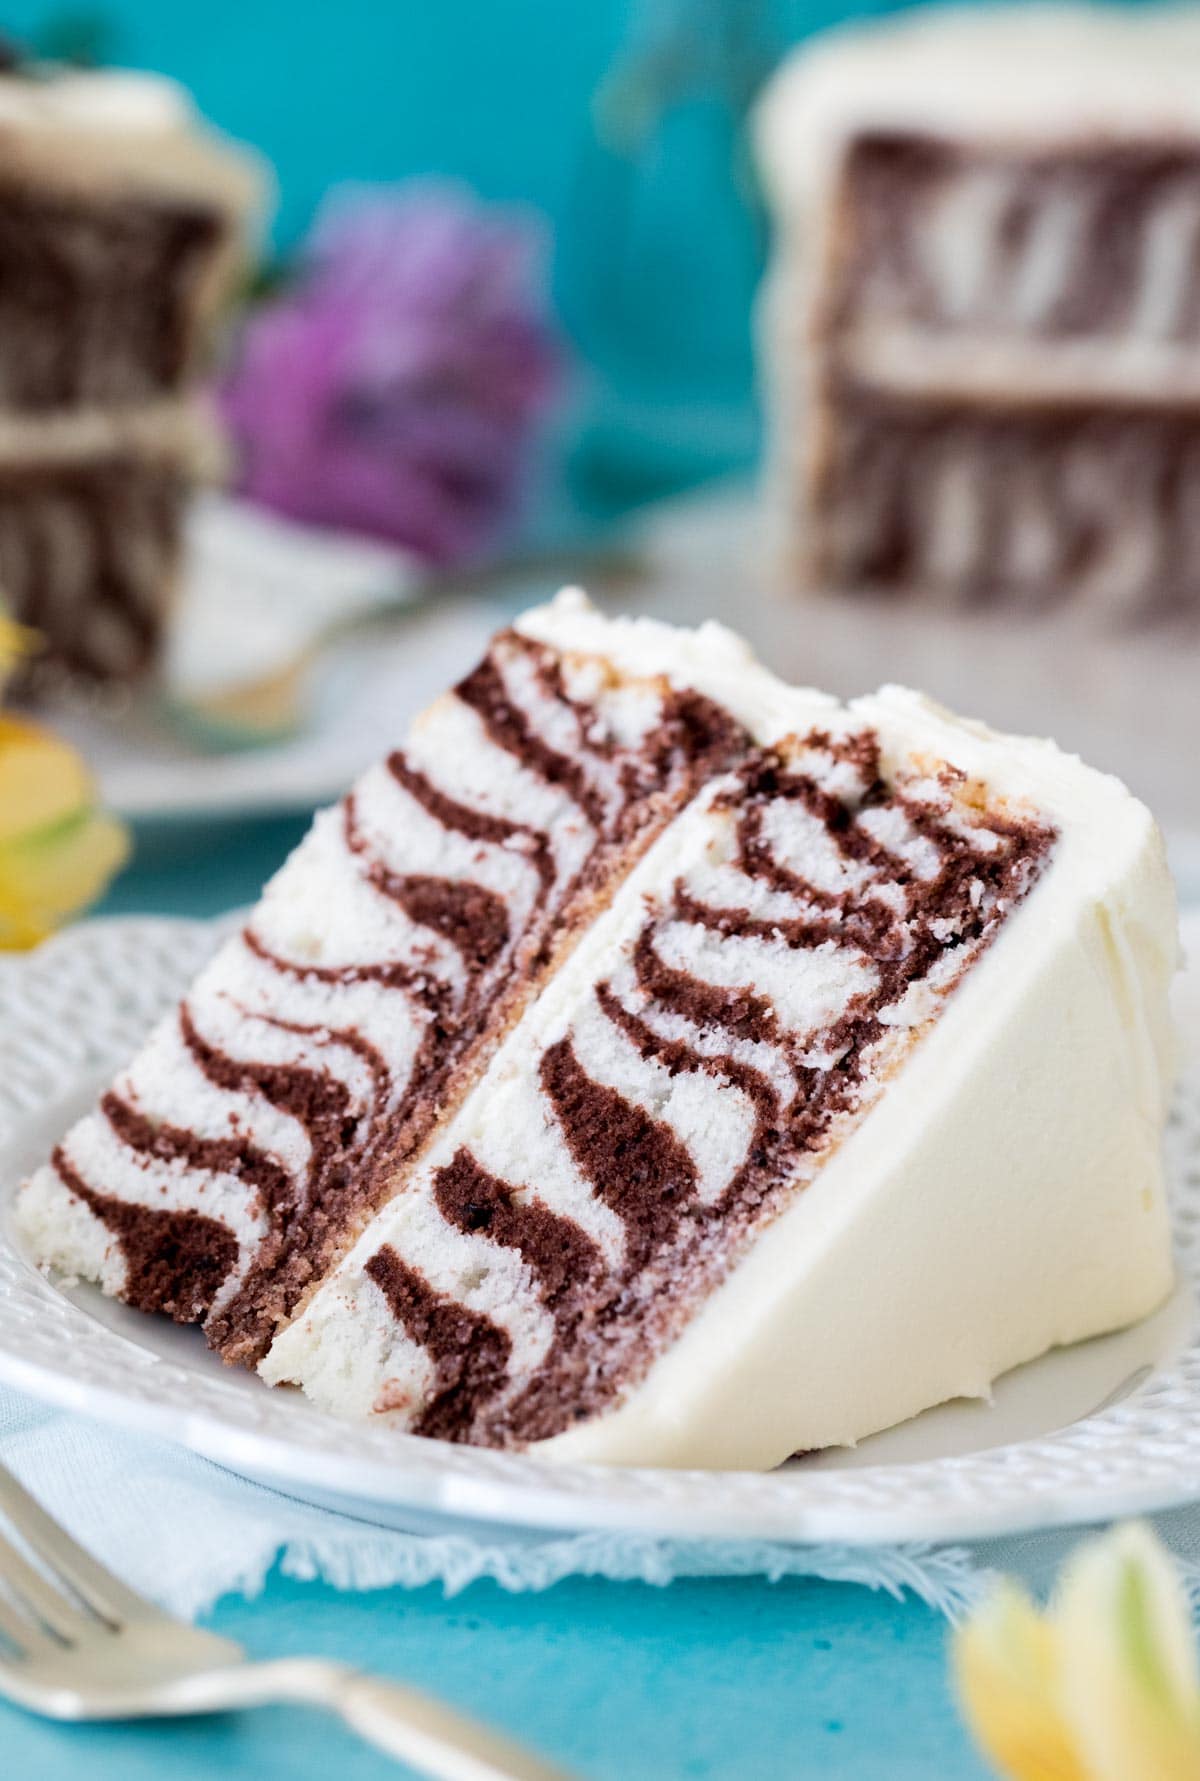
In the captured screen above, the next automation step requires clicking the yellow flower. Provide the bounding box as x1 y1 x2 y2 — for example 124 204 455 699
955 1581 1087 1781
1056 1525 1200 1781
955 1524 1200 1781
0 713 130 950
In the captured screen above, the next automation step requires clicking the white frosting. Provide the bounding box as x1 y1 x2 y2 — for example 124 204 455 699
516 586 843 746
757 6 1200 210
0 68 192 135
0 67 190 133
845 332 1200 406
0 62 263 223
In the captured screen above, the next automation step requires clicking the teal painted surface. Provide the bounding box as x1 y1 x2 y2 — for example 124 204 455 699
3 1 634 249
3 1570 991 1779
93 813 312 921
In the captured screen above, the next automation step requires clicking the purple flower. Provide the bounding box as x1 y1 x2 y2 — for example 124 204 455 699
218 184 562 563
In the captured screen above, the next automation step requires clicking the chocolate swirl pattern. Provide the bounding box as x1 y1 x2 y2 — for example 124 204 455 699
268 727 1055 1447
24 627 746 1364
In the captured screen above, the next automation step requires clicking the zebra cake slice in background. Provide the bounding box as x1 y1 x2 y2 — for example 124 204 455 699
20 592 1180 1467
756 5 1200 620
0 61 264 688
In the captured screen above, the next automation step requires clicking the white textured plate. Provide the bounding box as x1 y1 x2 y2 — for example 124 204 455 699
0 912 1198 1547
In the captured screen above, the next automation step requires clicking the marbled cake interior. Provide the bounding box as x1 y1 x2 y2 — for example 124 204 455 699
262 722 1055 1446
20 625 745 1362
830 135 1200 347
0 449 191 683
812 390 1200 615
0 181 229 410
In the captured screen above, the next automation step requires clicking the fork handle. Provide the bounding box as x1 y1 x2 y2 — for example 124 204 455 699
333 1671 572 1781
244 1659 572 1781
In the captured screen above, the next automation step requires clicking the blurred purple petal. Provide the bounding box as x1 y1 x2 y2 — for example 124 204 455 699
217 182 563 562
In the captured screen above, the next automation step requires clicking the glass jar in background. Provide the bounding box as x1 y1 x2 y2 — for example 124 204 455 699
557 0 775 520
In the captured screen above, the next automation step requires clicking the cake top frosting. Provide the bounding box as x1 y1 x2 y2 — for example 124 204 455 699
0 59 265 214
0 66 192 135
518 587 842 746
758 5 1200 207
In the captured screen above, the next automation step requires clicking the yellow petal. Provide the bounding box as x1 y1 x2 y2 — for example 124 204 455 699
0 612 38 693
0 809 129 950
0 714 94 844
954 1582 1087 1781
1054 1523 1200 1781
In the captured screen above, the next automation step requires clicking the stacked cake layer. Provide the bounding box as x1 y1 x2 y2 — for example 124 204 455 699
0 66 262 686
19 593 1179 1467
757 5 1200 617
21 596 748 1364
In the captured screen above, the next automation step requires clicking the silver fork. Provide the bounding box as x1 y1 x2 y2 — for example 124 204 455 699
0 1465 570 1780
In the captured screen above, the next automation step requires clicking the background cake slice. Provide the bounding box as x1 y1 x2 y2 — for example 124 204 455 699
756 5 1200 618
0 402 219 685
18 592 779 1363
262 668 1178 1468
0 61 263 687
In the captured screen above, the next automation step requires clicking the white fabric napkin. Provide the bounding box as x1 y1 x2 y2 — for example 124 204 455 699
8 1381 1200 1624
